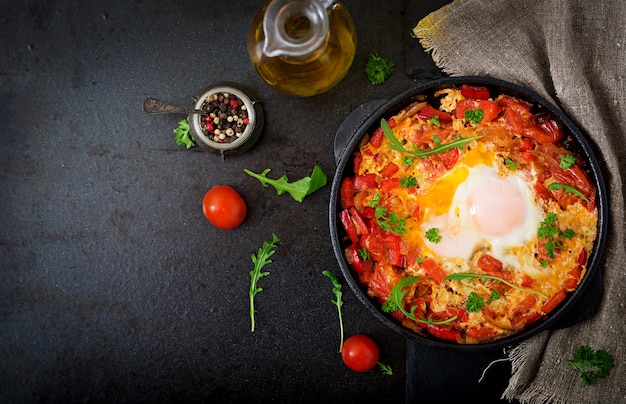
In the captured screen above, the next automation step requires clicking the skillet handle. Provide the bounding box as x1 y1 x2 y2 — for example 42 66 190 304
333 99 387 164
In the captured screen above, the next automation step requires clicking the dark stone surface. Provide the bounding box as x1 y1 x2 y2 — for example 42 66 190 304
0 0 513 402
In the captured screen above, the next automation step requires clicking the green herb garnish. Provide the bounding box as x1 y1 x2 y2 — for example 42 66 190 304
368 193 380 207
444 272 548 299
375 207 406 235
564 345 615 387
538 212 576 259
466 291 484 312
322 269 345 352
377 362 393 376
464 109 484 124
245 165 327 203
428 116 441 127
425 227 442 243
382 276 457 325
402 156 414 168
547 182 590 202
357 248 370 261
249 233 279 332
504 157 518 171
400 175 417 188
365 53 394 85
173 118 195 148
560 154 576 169
381 118 481 159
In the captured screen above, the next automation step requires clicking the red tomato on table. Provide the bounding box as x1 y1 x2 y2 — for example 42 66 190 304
202 185 247 230
341 334 380 372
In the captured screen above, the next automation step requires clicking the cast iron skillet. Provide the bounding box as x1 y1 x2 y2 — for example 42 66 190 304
329 76 608 351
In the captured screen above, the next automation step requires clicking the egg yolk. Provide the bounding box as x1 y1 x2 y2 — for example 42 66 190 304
468 176 526 237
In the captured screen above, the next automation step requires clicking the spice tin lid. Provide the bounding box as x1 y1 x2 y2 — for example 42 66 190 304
189 82 264 157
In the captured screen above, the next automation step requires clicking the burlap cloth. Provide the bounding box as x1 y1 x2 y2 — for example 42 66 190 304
413 1 625 403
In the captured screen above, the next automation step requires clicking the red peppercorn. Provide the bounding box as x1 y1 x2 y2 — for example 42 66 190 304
230 99 238 109
243 118 249 125
206 123 215 132
204 115 212 122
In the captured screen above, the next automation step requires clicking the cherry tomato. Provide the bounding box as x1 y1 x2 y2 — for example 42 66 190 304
341 334 380 372
202 185 247 230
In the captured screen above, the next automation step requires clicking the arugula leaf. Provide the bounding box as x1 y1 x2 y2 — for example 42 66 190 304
249 233 279 332
547 182 590 202
560 154 576 169
425 227 442 243
322 270 345 353
245 165 327 203
382 276 457 325
444 272 548 299
377 362 393 376
365 53 394 85
564 345 615 387
464 108 484 124
173 118 195 149
381 118 481 159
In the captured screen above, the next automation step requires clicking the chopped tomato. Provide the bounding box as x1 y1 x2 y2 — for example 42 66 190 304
460 84 491 100
369 264 398 300
354 173 377 190
453 99 476 120
370 127 384 148
347 244 373 275
477 254 503 272
380 177 401 192
523 125 560 144
380 162 399 178
418 105 453 123
478 100 503 122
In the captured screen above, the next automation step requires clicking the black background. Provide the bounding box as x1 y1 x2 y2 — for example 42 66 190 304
1 0 518 402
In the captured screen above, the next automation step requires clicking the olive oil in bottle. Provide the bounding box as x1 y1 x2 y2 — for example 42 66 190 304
248 0 356 97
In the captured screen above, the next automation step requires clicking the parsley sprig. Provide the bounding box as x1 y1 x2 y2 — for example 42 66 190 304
375 207 406 235
564 345 615 387
381 119 481 159
538 212 575 265
425 227 442 243
249 233 279 332
382 277 457 325
365 53 394 85
173 118 196 148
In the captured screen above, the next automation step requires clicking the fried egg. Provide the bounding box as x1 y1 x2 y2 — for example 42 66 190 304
419 151 542 270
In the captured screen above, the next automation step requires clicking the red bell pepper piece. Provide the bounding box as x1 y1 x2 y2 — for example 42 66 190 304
540 289 567 314
340 209 359 243
348 207 369 237
339 177 355 209
419 257 446 284
460 84 491 100
426 324 461 342
383 234 403 267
